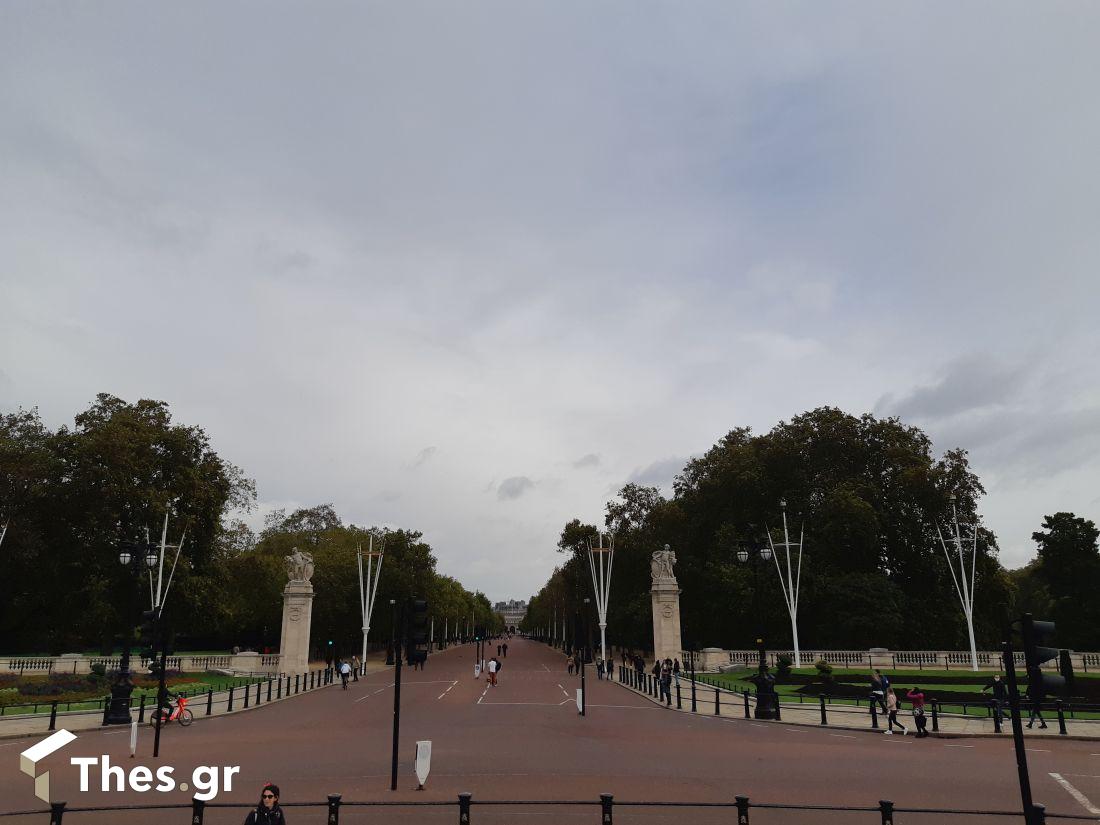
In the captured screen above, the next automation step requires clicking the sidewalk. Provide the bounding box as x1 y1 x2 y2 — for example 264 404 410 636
0 654 394 741
618 674 1100 739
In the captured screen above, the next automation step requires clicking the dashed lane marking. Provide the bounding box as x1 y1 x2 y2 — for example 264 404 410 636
1050 773 1100 816
1027 749 1051 753
944 744 974 748
477 684 490 705
437 680 459 700
830 734 857 739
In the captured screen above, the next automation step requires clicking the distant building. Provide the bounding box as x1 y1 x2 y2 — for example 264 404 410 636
494 599 527 629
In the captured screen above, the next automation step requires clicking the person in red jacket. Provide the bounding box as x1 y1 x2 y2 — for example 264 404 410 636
906 688 929 737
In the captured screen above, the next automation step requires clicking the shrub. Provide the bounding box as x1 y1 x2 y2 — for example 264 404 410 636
814 659 834 684
90 663 107 677
776 654 793 678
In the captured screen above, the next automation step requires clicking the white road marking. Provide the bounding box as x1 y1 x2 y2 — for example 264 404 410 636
542 664 550 672
1027 749 1051 753
783 728 809 734
557 684 570 700
1050 773 1100 816
477 685 489 705
830 734 857 739
437 681 459 700
944 744 974 748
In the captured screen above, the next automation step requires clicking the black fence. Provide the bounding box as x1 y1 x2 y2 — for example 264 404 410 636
617 666 1099 736
0 669 335 733
3 792 1094 824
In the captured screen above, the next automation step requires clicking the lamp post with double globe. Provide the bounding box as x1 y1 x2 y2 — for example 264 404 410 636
736 538 779 720
105 540 160 725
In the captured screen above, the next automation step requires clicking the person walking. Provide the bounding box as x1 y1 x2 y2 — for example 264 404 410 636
244 783 287 824
1027 696 1048 729
597 658 605 680
673 659 681 689
884 688 908 735
659 661 673 707
502 642 508 658
906 687 929 737
982 674 1006 729
487 656 501 687
870 669 889 716
606 658 614 681
567 658 575 676
351 655 361 682
339 660 351 690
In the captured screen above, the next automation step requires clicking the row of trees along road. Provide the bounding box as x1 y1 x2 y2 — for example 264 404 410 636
0 394 501 656
521 407 1100 654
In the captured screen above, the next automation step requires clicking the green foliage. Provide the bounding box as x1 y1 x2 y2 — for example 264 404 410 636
0 396 491 655
527 407 1022 653
814 659 834 684
776 654 793 677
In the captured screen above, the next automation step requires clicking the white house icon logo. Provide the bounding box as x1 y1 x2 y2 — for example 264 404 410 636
20 730 77 802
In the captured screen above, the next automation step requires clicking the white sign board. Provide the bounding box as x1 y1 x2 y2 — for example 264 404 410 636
474 663 481 679
415 740 432 788
576 688 583 713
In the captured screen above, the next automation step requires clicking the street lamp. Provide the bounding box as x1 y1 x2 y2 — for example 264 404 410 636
105 540 160 725
580 597 590 716
736 538 778 720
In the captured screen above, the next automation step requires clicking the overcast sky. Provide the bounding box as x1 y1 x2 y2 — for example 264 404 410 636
3 3 1099 602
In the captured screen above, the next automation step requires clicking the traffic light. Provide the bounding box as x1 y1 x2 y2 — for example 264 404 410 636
138 610 158 659
1021 614 1065 701
406 598 429 664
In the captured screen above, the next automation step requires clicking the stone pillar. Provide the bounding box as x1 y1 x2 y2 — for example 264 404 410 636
650 546 683 664
278 548 316 676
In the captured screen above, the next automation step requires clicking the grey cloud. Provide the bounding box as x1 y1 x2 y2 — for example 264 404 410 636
497 476 535 501
573 453 600 469
412 447 437 468
627 457 689 489
877 355 1027 420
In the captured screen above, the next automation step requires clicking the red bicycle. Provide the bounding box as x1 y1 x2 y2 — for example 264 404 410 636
150 694 193 727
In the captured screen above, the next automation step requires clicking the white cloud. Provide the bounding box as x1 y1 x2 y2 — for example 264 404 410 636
3 2 1099 594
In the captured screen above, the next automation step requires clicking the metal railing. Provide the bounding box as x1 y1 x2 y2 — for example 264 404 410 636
619 666 1100 736
4 791 1093 824
0 668 336 732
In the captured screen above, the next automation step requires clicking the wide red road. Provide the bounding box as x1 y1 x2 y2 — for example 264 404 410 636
2 638 1098 824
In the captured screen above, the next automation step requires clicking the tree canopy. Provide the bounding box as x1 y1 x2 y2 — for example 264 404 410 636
1 396 499 656
525 407 1027 653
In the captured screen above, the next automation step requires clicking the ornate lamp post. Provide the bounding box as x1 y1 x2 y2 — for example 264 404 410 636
736 538 778 720
105 540 160 725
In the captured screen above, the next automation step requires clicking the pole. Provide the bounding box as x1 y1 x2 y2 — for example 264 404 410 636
152 610 168 758
390 602 404 791
1004 640 1036 823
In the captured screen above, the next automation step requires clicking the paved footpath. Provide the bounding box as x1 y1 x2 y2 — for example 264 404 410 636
3 639 1100 824
619 671 1100 738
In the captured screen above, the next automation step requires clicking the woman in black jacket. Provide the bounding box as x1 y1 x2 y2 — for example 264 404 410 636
244 783 286 824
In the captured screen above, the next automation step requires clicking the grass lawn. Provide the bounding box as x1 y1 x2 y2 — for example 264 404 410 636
690 669 1100 720
0 672 269 716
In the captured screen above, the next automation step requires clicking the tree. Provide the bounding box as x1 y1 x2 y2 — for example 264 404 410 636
530 407 1014 654
1026 513 1100 649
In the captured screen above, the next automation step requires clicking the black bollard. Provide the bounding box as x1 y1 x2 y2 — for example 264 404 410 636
600 793 613 825
206 689 213 716
870 699 879 729
228 686 235 712
819 695 828 725
459 792 473 824
931 700 940 732
191 798 205 825
1057 701 1068 735
735 795 750 825
49 802 66 825
879 800 894 825
327 793 341 824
